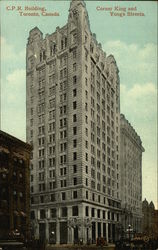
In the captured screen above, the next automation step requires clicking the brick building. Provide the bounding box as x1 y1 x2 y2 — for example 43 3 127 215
0 130 32 240
26 0 121 244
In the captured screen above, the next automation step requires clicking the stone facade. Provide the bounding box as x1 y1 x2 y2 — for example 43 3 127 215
0 130 32 240
120 114 144 234
26 0 121 244
142 199 158 237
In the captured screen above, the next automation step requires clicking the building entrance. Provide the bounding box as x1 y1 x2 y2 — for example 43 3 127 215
60 222 67 244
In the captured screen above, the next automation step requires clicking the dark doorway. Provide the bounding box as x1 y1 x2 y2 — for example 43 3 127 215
103 223 106 238
49 222 56 244
112 224 115 242
60 222 67 244
39 223 46 241
92 222 96 243
98 222 101 237
108 223 111 242
74 226 78 243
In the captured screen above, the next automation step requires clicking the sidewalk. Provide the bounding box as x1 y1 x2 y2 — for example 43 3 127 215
46 244 115 250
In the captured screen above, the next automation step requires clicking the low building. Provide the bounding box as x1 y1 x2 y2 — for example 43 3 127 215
142 199 158 238
0 130 32 240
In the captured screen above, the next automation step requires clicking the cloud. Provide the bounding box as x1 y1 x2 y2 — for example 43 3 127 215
103 40 157 84
127 82 156 98
1 36 25 62
3 69 26 102
1 69 26 140
120 82 157 119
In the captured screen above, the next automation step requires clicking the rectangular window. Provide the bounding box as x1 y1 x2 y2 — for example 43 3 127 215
73 165 77 173
73 114 77 122
62 192 66 200
61 207 67 217
72 206 78 216
73 177 77 185
51 208 56 218
85 206 89 216
73 63 77 72
73 89 77 97
73 76 77 84
73 191 77 199
73 152 77 160
73 139 77 148
73 101 77 109
40 209 46 219
73 127 77 135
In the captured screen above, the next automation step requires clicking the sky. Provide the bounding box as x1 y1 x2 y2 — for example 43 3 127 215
0 1 157 207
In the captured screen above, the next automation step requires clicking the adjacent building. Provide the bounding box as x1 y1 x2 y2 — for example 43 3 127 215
0 130 32 240
120 114 144 234
26 0 121 244
142 199 158 238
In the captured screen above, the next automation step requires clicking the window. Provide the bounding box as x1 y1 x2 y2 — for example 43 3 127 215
40 196 44 203
92 193 95 201
62 192 66 200
40 209 46 219
97 209 100 218
51 194 56 202
85 65 88 73
73 165 77 173
86 191 88 199
85 49 88 61
86 178 88 186
73 114 77 122
73 101 77 109
92 208 95 217
72 206 78 216
85 165 88 174
61 207 67 217
85 77 88 86
85 153 88 161
73 152 77 160
73 139 77 148
73 191 77 199
73 89 77 97
73 63 76 72
85 206 89 216
73 76 77 84
85 128 88 136
61 40 64 50
85 115 88 124
51 208 56 218
73 127 77 135
73 177 77 185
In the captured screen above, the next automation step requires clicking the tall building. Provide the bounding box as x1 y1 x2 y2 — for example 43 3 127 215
120 114 144 234
0 130 31 240
26 0 121 244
